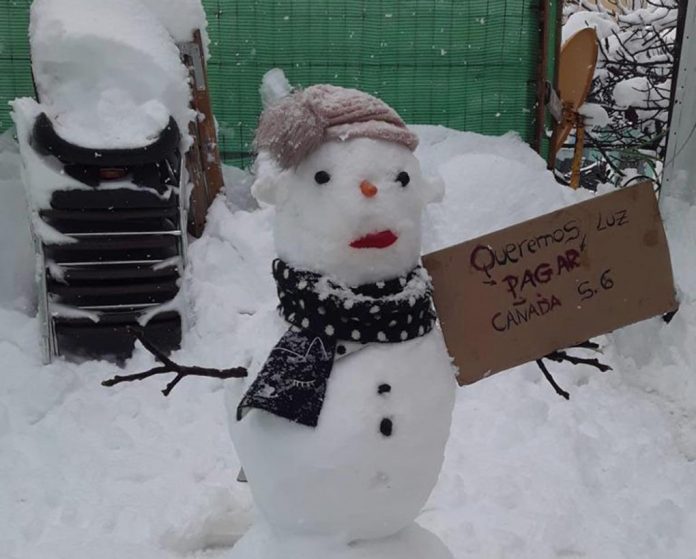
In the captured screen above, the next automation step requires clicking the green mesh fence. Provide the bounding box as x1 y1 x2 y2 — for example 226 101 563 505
0 0 559 166
0 0 32 131
208 0 559 166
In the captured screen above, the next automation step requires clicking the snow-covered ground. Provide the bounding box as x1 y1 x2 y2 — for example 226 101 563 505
1 125 695 559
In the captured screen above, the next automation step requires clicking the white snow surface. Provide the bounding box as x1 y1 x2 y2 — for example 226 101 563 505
29 0 194 149
578 102 610 129
11 98 92 210
613 76 652 109
562 11 619 43
139 0 209 45
1 126 695 558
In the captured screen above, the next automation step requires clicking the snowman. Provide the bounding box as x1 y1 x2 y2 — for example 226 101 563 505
224 84 458 559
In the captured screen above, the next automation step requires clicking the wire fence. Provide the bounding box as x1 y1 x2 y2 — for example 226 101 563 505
0 0 559 166
0 0 32 131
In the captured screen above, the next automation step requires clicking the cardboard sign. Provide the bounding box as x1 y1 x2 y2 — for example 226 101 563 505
422 181 677 385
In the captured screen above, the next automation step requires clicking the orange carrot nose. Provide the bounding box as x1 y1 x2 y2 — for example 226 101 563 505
360 180 378 198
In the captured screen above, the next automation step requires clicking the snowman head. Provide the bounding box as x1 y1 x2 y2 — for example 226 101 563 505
252 85 443 286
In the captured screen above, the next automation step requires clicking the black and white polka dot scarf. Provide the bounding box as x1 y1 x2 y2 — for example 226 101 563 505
237 259 437 427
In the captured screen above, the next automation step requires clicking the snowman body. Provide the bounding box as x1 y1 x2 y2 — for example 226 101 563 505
225 107 457 556
225 306 456 541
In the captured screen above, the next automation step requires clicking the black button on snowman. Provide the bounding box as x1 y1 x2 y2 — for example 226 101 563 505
380 417 394 437
225 84 457 559
377 384 393 436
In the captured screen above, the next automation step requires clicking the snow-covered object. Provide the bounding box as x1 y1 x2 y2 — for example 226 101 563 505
562 2 676 183
29 0 193 149
138 0 209 46
13 0 197 209
612 76 651 109
11 97 175 212
11 94 188 362
225 89 456 557
10 98 91 211
578 102 610 129
621 5 677 31
562 10 618 43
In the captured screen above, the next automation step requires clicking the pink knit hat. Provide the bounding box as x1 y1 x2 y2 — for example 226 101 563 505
254 84 418 169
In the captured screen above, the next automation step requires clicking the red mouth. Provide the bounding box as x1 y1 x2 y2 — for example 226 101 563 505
350 230 398 249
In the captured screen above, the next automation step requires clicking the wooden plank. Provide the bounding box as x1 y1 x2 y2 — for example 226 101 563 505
180 29 224 237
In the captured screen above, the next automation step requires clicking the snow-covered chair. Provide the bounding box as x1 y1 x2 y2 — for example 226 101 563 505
13 0 195 362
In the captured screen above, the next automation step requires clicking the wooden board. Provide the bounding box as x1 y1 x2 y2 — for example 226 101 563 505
423 182 677 385
180 30 224 238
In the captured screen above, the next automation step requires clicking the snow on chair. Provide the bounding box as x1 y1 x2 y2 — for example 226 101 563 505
12 0 201 362
31 112 186 362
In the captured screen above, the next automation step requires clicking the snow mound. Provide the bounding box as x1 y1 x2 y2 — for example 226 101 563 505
11 97 93 210
578 102 610 129
613 76 651 109
562 10 619 43
415 126 591 252
139 0 208 45
29 0 193 149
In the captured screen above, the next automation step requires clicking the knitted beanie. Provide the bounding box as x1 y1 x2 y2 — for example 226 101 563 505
254 84 418 169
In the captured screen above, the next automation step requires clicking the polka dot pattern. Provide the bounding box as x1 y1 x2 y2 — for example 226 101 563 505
272 259 437 345
237 259 438 428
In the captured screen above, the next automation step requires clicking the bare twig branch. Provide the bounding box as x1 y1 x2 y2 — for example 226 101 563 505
102 327 248 395
536 359 570 400
536 339 613 400
545 350 613 372
570 340 601 351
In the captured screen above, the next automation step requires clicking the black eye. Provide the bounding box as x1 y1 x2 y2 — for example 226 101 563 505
314 171 331 184
396 171 410 187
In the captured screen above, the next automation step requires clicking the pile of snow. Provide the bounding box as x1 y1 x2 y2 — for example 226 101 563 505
139 0 209 46
578 102 610 129
612 76 652 109
1 126 695 558
562 10 619 43
10 98 95 211
29 0 194 149
414 126 591 251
